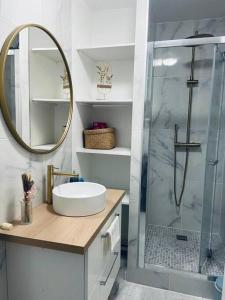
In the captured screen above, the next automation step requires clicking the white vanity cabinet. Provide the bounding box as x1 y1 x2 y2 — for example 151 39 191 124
0 240 7 300
4 202 122 300
88 204 121 300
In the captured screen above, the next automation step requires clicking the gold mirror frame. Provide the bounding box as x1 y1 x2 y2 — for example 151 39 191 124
0 24 73 154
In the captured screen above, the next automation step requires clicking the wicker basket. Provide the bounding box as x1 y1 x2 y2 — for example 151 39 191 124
84 128 116 150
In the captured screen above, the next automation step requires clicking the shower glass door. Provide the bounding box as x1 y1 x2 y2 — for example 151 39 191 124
199 46 224 272
139 38 225 275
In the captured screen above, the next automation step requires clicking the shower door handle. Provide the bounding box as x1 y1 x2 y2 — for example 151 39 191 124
208 159 218 166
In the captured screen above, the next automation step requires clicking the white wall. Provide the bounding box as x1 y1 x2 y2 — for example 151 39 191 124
0 0 72 221
0 2 72 298
127 0 149 274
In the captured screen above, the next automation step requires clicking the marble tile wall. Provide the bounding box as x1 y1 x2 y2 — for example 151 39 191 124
0 2 72 299
0 0 72 221
147 17 225 233
154 18 225 41
0 4 72 300
127 0 149 271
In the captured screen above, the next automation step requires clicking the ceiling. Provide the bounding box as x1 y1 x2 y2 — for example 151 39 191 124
150 0 225 23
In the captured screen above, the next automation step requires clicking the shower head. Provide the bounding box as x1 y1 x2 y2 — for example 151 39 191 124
186 33 214 39
184 32 214 47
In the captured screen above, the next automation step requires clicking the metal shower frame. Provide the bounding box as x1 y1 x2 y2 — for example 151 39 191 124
127 35 225 298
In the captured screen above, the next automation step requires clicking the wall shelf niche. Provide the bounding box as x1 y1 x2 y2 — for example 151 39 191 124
31 48 62 62
29 30 69 149
32 143 56 151
77 43 135 61
72 0 137 232
32 98 70 104
76 99 133 106
76 147 131 157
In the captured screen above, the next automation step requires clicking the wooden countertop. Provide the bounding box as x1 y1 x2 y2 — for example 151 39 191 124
0 189 125 254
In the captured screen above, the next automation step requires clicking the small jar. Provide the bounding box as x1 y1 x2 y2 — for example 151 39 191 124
21 200 32 224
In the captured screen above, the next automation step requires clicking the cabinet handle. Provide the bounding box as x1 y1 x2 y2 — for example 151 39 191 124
99 252 119 286
101 232 109 239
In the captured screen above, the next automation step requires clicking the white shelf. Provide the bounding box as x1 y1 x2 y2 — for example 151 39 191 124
76 99 132 106
85 0 136 10
32 98 70 104
32 144 56 150
122 192 130 205
31 48 62 62
77 43 135 61
76 147 131 157
7 49 16 56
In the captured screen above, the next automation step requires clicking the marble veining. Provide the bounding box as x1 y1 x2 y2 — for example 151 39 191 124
128 13 225 300
154 17 225 42
146 17 225 235
194 18 225 38
154 20 195 41
147 175 205 231
151 77 212 131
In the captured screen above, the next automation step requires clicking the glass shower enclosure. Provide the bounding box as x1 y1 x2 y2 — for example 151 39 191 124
132 36 225 288
199 45 224 273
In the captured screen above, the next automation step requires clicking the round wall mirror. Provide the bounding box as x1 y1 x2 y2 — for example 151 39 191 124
0 24 73 154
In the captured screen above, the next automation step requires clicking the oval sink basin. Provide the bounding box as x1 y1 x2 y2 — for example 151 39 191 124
52 182 106 217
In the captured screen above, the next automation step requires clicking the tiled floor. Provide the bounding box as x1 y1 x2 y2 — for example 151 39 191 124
145 225 200 273
201 235 225 275
145 224 224 275
110 267 211 300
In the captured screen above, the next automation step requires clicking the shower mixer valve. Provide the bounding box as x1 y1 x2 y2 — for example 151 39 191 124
174 124 201 149
187 79 199 87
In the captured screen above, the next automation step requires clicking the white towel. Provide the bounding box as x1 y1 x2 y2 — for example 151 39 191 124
106 216 120 252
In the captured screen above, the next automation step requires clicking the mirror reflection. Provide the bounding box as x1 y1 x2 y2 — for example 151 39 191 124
4 26 71 152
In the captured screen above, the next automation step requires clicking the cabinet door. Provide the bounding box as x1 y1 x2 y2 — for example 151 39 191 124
0 241 7 300
6 242 85 300
87 204 122 299
89 283 101 300
99 248 120 299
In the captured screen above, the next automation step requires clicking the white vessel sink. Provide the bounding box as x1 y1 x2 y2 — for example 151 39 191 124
52 182 106 217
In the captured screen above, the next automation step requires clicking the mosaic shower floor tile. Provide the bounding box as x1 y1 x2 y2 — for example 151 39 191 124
144 224 224 275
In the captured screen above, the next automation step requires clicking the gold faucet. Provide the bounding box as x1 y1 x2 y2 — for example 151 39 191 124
47 165 79 204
